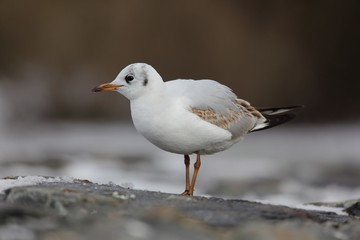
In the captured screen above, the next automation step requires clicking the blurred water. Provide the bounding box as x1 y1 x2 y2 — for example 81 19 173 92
0 122 359 206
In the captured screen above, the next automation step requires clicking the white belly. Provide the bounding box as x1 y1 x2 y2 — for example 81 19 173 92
130 98 233 155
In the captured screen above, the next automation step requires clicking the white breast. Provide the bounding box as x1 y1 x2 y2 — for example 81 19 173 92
130 93 233 155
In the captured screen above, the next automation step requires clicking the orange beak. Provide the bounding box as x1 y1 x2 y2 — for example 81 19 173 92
92 83 121 92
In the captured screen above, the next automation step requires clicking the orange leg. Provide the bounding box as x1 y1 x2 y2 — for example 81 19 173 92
188 152 201 196
181 155 191 195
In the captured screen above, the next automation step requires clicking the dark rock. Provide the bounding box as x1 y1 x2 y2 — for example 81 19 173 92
345 201 360 217
205 178 282 197
0 203 44 224
0 177 359 240
337 221 360 240
233 221 339 240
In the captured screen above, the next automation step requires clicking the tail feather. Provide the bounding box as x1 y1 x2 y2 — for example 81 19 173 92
250 105 303 132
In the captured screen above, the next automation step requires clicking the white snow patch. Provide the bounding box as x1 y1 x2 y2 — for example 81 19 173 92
294 204 347 216
0 176 75 193
253 199 347 216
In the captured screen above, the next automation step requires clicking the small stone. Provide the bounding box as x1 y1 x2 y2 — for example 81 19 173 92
112 191 136 200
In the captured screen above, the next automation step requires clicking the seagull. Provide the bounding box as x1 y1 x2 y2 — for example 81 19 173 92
92 63 301 196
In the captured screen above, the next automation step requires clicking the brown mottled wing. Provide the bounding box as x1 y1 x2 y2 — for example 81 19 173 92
190 99 266 139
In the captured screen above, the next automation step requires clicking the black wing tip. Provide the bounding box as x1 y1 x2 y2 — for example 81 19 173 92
256 105 304 114
250 105 303 133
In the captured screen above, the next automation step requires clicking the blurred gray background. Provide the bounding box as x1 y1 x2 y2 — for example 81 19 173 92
0 0 359 124
0 1 359 203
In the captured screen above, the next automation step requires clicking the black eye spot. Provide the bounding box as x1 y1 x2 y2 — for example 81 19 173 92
125 74 134 83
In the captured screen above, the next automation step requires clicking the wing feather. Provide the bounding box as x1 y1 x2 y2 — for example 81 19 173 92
190 98 266 140
165 79 238 114
165 79 268 139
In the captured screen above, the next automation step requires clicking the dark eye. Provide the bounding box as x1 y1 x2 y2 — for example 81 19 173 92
125 74 134 83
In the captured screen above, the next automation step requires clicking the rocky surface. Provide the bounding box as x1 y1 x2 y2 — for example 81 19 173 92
0 177 359 240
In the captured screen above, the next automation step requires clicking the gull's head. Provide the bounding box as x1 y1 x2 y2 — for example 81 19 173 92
92 63 163 100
